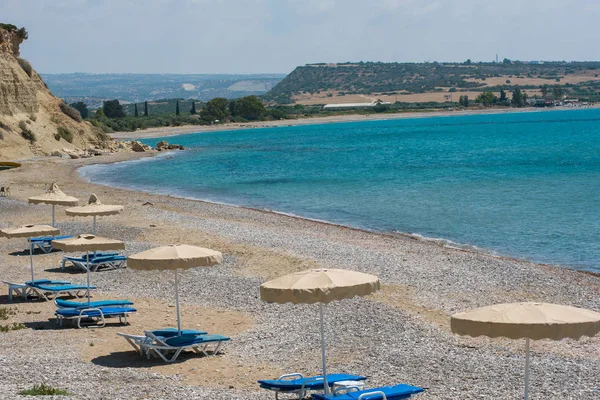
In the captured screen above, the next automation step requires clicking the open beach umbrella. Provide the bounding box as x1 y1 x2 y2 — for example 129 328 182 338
0 224 60 281
28 182 79 227
65 194 124 235
451 302 600 400
52 234 125 305
127 245 223 334
260 268 380 395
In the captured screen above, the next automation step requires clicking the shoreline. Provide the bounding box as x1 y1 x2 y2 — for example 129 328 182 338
78 153 597 276
109 105 598 140
1 154 599 398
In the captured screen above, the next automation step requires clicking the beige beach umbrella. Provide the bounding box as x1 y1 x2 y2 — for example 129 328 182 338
128 245 223 334
28 182 79 227
52 234 125 306
0 224 60 281
65 194 124 235
260 269 380 395
451 302 600 400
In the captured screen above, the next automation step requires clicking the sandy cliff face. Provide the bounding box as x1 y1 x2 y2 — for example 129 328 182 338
0 25 109 160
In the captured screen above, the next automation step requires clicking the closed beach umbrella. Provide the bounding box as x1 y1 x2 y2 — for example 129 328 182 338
451 302 600 399
52 234 125 305
65 194 124 235
128 245 223 334
0 224 60 281
260 269 380 395
28 182 79 227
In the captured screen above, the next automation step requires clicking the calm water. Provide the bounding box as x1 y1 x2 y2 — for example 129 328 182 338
81 109 600 272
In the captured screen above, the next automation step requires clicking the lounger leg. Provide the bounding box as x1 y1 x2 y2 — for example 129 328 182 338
7 287 13 302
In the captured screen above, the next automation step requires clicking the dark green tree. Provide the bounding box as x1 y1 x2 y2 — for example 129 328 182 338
552 85 564 100
499 89 507 102
190 102 197 115
102 99 125 118
175 100 180 116
541 85 548 99
69 102 89 119
144 101 149 116
201 97 230 122
511 87 526 107
229 95 266 120
476 91 497 106
134 103 139 117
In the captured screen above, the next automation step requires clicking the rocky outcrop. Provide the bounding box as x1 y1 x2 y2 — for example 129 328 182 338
156 140 184 151
0 24 111 160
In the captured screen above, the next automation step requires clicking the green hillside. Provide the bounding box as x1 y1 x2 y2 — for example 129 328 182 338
265 61 600 103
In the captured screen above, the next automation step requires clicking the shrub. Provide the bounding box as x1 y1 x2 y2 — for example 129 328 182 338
0 120 9 131
0 307 16 320
59 102 82 122
17 57 33 77
18 383 71 396
56 126 73 143
29 113 37 121
19 121 35 142
0 322 26 332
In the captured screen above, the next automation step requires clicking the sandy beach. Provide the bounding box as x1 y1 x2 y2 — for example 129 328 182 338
0 153 599 399
110 106 599 141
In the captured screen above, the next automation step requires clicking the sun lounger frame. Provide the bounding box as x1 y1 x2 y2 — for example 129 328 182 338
56 307 133 328
27 284 95 301
141 332 228 362
1 281 28 301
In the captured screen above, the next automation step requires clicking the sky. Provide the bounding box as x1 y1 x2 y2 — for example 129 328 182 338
3 0 600 74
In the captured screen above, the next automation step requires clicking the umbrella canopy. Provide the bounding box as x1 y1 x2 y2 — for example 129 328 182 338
260 269 380 394
127 245 223 334
28 182 79 227
0 224 60 239
0 224 61 282
451 302 600 340
52 234 125 253
65 194 124 217
451 302 600 399
52 234 125 305
261 268 380 304
28 182 79 206
128 245 223 271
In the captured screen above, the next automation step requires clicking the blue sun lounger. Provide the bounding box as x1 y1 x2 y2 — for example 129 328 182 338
117 328 208 354
311 384 424 400
55 306 136 328
27 282 96 301
55 298 134 308
259 373 367 399
62 254 126 272
61 252 121 271
142 333 230 362
28 235 73 253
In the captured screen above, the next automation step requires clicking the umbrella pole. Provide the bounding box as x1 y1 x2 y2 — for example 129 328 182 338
93 216 96 236
29 240 34 282
175 270 181 335
525 338 530 400
320 303 330 395
52 204 55 227
86 251 91 306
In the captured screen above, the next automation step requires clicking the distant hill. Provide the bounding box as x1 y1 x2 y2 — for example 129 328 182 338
265 61 600 104
42 73 286 106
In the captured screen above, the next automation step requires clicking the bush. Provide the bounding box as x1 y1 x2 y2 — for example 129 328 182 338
19 120 36 142
59 102 82 122
29 113 37 121
56 126 73 143
17 57 33 77
19 383 71 396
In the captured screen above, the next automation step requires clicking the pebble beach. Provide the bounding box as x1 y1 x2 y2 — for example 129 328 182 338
0 153 599 399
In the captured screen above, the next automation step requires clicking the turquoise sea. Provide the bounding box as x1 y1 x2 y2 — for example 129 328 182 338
81 109 600 272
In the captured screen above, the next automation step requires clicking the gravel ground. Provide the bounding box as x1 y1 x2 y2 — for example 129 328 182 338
0 158 599 399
